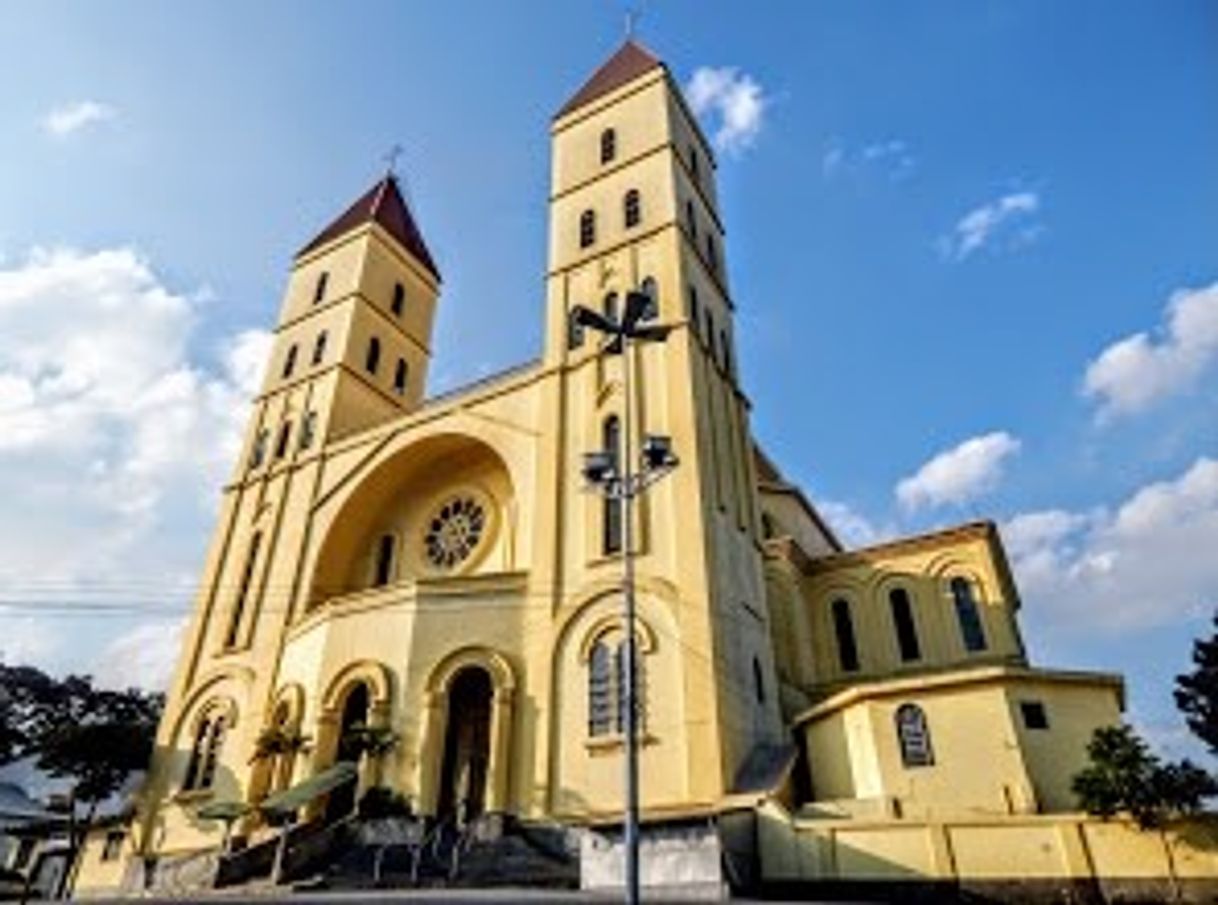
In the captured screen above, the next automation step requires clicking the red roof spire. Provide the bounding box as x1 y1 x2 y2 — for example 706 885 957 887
297 174 440 282
555 39 663 119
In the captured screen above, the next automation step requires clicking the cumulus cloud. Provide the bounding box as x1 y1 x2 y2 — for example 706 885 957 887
939 191 1042 260
685 66 767 156
0 246 268 683
1003 457 1218 631
41 100 116 137
93 619 185 691
896 432 1022 511
1083 281 1218 419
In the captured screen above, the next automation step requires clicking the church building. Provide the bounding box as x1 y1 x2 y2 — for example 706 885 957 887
96 39 1207 900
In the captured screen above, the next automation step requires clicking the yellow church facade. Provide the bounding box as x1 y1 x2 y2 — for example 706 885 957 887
96 40 1216 900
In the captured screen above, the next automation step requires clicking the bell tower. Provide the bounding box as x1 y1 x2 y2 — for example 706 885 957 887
238 173 442 479
543 41 784 804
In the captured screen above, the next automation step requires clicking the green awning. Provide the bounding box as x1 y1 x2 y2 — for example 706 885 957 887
196 800 250 822
259 762 358 817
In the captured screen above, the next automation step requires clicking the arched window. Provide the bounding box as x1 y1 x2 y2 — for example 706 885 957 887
249 429 269 469
374 534 395 587
600 128 616 164
312 331 328 366
688 285 700 332
224 532 262 649
706 234 718 273
603 291 619 324
298 411 317 451
602 415 623 555
831 598 860 672
639 277 658 320
313 272 329 305
365 337 381 375
281 343 298 379
895 703 934 767
951 577 988 652
393 359 408 395
274 421 292 460
198 715 227 789
391 282 405 316
753 656 766 704
686 200 697 238
889 588 921 662
183 717 211 790
624 189 641 228
588 640 613 736
614 640 646 733
579 209 596 248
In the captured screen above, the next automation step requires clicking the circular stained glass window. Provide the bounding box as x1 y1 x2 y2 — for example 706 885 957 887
423 495 487 571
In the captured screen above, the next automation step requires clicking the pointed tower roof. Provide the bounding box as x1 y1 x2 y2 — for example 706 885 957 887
555 39 664 119
297 174 440 281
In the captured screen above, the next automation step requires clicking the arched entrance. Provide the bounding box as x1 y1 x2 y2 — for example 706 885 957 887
325 683 369 821
437 667 493 823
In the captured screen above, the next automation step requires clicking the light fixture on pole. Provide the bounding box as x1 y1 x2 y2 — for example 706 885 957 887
575 288 677 905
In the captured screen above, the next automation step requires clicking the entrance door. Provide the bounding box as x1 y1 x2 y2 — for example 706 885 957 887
437 667 493 823
325 683 369 821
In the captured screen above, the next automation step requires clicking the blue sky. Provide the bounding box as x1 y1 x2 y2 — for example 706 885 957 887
0 2 1215 762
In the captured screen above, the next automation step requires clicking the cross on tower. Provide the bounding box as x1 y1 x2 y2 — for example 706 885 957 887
625 4 643 39
382 143 404 177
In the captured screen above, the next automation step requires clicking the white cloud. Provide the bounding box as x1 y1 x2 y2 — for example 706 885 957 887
1083 281 1218 419
1003 457 1218 631
823 138 916 181
685 66 767 156
41 100 116 137
896 431 1022 511
0 246 268 684
93 619 185 691
939 191 1041 260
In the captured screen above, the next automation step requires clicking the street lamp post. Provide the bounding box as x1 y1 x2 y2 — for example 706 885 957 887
574 289 678 905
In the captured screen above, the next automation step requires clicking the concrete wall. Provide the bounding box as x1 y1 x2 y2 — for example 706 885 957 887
758 802 1218 901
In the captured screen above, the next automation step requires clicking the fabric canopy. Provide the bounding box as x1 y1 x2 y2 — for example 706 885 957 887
258 762 358 817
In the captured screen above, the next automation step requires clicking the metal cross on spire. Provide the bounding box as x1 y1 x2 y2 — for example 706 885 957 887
624 4 643 39
382 143 404 177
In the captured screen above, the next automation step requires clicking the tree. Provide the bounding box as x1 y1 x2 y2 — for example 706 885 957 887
1072 724 1216 828
0 664 58 764
1175 611 1218 757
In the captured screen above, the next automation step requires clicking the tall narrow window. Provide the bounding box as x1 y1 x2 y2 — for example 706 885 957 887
366 337 381 375
374 534 395 587
224 532 262 649
688 285 700 333
624 189 641 228
951 577 987 652
896 704 934 767
198 716 227 789
890 588 921 662
686 200 697 238
721 330 733 375
614 640 645 733
579 209 596 248
753 656 766 704
312 331 328 366
602 415 623 555
281 344 299 379
249 429 269 469
183 717 211 790
313 272 329 305
393 359 408 395
831 598 860 672
588 640 613 736
274 421 292 460
299 411 317 450
706 234 718 273
600 128 617 164
704 310 715 350
690 145 700 183
639 277 658 319
391 282 405 316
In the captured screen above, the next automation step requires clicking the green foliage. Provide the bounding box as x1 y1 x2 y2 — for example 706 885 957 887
1072 724 1217 828
341 723 398 758
1175 611 1218 757
0 663 59 764
358 786 413 819
249 725 309 763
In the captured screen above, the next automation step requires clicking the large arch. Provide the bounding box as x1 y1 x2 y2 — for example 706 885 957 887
305 431 520 607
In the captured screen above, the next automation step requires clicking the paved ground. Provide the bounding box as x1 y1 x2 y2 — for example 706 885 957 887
22 889 827 904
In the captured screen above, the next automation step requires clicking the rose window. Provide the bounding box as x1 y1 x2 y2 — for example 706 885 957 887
423 495 487 570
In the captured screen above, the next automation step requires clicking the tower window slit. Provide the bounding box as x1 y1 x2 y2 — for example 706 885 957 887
374 534 395 587
274 421 292 459
224 532 262 649
951 577 987 652
281 343 298 380
890 588 921 662
624 189 641 228
600 128 616 164
366 337 381 375
391 282 405 316
393 358 408 395
579 209 596 248
602 415 623 555
312 331 328 365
